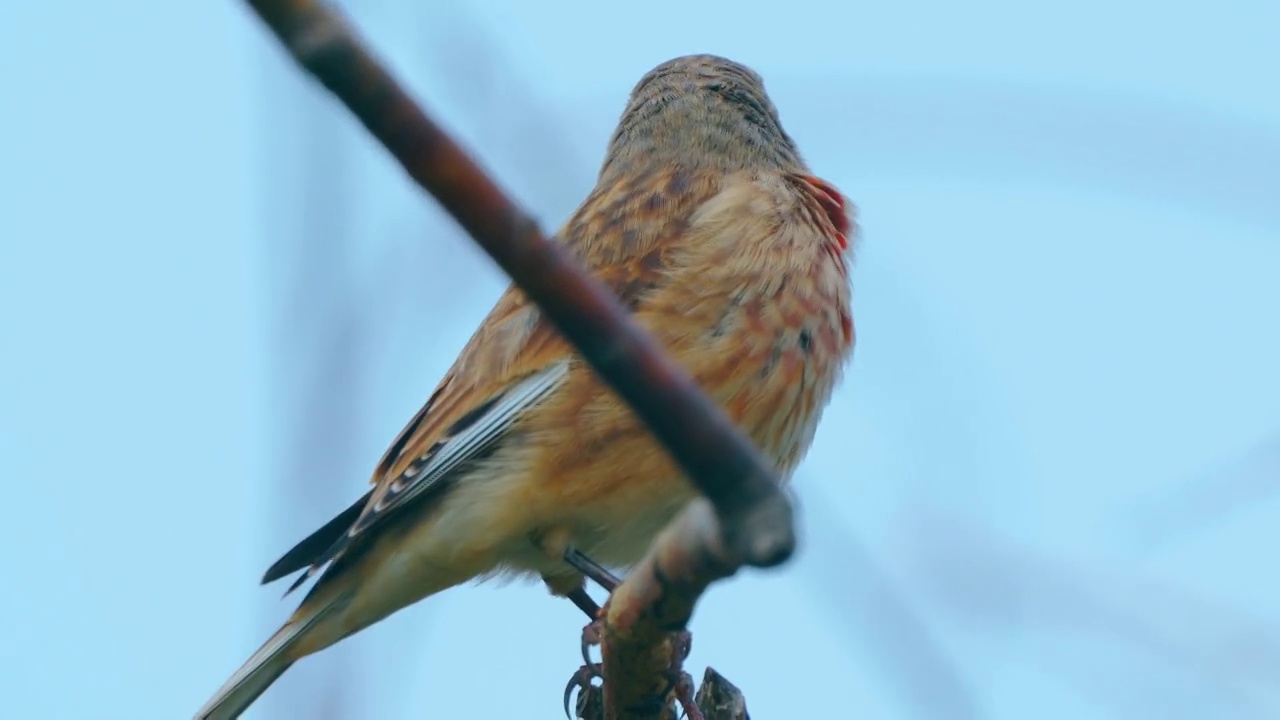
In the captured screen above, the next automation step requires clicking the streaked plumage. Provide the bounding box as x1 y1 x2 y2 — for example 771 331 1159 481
196 53 857 720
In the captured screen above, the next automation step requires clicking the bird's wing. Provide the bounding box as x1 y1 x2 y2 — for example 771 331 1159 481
266 165 724 592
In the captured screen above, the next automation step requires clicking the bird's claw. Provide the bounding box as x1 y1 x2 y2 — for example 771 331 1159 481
670 670 701 720
663 630 703 720
564 618 607 719
565 624 701 720
562 662 603 720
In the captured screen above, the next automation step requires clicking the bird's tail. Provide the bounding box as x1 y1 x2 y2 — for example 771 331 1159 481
194 601 338 720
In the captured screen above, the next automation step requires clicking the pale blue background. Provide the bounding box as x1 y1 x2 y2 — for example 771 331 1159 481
2 1 1277 718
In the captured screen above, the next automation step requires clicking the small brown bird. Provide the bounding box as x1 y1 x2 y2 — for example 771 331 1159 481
196 53 856 719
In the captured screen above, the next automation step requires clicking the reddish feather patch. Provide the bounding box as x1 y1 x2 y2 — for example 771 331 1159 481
798 175 849 249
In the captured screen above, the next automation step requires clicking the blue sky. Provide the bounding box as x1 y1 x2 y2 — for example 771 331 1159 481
1 1 1277 718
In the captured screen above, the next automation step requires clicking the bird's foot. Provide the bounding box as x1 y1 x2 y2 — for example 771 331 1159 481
563 660 604 720
665 630 703 720
564 622 702 720
564 547 622 592
563 617 607 719
566 586 602 621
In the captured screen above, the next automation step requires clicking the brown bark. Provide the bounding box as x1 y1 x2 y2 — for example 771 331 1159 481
571 502 756 719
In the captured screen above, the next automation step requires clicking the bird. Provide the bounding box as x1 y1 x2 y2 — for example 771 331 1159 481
195 53 857 720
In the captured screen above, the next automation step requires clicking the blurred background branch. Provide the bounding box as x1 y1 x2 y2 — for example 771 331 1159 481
258 4 362 715
1118 433 1280 551
898 507 1280 717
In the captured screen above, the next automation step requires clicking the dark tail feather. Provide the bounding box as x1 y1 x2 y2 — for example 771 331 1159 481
261 490 371 585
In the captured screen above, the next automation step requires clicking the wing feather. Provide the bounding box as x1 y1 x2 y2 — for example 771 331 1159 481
264 165 725 591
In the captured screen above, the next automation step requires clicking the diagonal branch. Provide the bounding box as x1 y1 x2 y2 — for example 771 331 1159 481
241 0 795 568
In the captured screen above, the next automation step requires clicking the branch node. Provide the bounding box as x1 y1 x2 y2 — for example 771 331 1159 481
694 667 750 720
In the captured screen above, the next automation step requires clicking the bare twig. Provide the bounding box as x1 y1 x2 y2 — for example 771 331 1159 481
243 0 793 570
577 661 750 720
261 37 360 719
695 668 751 720
595 500 739 719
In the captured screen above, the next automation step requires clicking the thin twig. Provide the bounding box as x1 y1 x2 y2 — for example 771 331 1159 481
597 500 740 719
243 0 794 570
695 668 751 720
